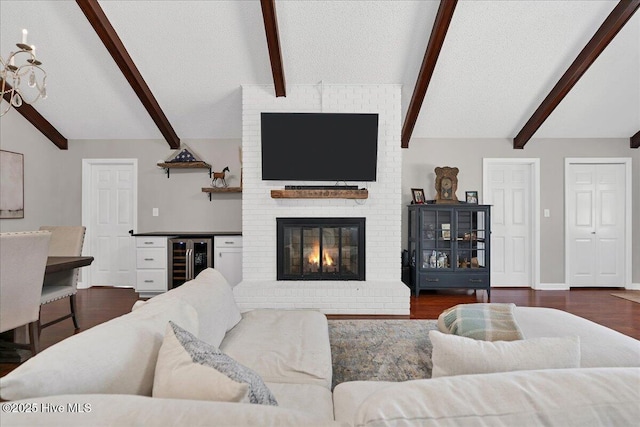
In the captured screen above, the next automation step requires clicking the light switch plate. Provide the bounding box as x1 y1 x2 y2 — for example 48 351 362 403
152 208 159 217
544 209 550 218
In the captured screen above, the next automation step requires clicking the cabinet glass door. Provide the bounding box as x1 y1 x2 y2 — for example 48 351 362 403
421 209 452 270
192 240 211 278
455 210 487 270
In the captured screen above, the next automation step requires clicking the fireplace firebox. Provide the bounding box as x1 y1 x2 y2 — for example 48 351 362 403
277 218 365 281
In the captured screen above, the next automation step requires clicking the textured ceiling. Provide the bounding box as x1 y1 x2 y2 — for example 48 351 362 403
1 0 638 142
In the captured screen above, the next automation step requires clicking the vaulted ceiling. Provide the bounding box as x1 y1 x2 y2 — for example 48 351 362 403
1 0 639 149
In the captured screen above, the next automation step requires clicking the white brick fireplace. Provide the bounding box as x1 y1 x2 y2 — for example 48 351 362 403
233 84 410 315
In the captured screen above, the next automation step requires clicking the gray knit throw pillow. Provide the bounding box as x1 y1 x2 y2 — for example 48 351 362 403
169 321 278 406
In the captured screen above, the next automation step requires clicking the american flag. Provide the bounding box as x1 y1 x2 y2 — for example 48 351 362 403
168 149 196 162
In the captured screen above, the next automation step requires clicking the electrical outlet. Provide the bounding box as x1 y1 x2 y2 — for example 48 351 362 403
153 208 159 217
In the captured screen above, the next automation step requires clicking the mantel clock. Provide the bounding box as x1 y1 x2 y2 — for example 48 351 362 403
434 166 459 203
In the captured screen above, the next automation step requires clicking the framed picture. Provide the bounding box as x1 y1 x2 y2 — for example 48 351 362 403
441 223 451 240
411 188 425 204
466 191 478 204
0 150 24 219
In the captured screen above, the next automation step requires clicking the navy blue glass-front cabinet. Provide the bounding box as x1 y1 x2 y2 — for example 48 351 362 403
407 204 491 298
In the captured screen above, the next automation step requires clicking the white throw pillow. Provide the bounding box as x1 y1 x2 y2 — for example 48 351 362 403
153 321 278 406
148 268 242 347
430 330 580 378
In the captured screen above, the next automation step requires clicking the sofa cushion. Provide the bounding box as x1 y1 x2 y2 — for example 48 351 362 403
153 321 277 405
430 330 580 377
514 306 640 368
266 382 335 422
333 381 395 423
0 298 198 400
352 368 640 427
144 268 242 348
0 394 347 427
220 309 333 389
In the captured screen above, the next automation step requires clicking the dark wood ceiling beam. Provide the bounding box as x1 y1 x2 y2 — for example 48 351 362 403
631 130 640 148
260 0 286 97
514 0 640 149
76 0 180 149
401 0 457 148
1 80 68 149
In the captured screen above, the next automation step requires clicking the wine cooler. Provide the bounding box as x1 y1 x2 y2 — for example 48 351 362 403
168 238 213 289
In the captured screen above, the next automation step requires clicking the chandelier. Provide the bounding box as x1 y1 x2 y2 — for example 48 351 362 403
1 29 47 117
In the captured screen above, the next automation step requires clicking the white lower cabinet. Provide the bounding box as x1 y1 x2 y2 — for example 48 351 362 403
135 237 167 297
214 236 242 286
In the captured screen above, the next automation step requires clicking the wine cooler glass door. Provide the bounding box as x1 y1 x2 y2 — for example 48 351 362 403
192 239 212 278
170 240 188 288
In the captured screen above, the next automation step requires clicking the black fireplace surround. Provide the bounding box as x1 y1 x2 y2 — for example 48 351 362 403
277 217 365 281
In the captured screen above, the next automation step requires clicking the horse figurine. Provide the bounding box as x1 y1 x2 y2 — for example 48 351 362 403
212 166 230 188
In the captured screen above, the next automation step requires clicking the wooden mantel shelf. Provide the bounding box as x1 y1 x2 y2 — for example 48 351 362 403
158 161 211 169
270 189 368 199
202 187 242 193
202 187 242 201
157 161 212 178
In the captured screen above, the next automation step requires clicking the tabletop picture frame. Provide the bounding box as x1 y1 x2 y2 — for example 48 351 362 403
411 188 425 204
466 191 478 204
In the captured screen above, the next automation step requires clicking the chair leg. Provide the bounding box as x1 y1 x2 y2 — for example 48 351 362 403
38 307 42 337
28 321 39 354
70 294 79 329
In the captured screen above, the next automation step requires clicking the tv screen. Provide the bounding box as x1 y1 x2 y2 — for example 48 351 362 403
261 113 378 181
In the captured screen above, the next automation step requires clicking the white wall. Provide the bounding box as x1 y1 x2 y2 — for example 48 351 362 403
0 110 67 231
236 84 410 314
1 110 243 233
402 138 640 285
4 104 637 288
241 84 403 281
67 138 242 233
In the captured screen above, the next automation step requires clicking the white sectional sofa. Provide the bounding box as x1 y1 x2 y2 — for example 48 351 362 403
1 269 339 426
1 268 639 426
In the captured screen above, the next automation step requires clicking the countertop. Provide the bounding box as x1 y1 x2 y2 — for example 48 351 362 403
131 231 241 237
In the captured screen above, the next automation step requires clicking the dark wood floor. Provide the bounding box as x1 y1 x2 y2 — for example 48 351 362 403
1 286 638 377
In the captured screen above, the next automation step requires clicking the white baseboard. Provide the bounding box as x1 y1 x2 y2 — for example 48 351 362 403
491 284 530 288
536 283 569 291
535 283 639 290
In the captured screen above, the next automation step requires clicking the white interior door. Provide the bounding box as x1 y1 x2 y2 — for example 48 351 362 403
566 162 626 287
483 159 539 288
82 159 137 287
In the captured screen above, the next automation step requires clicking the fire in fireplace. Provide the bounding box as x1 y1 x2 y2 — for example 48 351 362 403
277 217 365 280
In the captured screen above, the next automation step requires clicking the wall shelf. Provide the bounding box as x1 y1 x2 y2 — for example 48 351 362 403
157 161 211 178
270 189 368 199
202 187 242 201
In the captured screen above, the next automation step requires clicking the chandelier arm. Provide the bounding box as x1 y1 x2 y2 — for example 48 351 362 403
1 32 47 115
0 102 13 117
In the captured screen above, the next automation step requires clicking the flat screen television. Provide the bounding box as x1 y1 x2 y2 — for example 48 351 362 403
261 112 378 181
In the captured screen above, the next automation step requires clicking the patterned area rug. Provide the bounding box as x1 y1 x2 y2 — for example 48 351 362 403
611 291 640 304
328 319 438 390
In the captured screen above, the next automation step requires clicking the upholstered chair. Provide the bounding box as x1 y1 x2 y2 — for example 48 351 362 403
38 226 86 332
0 231 51 355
